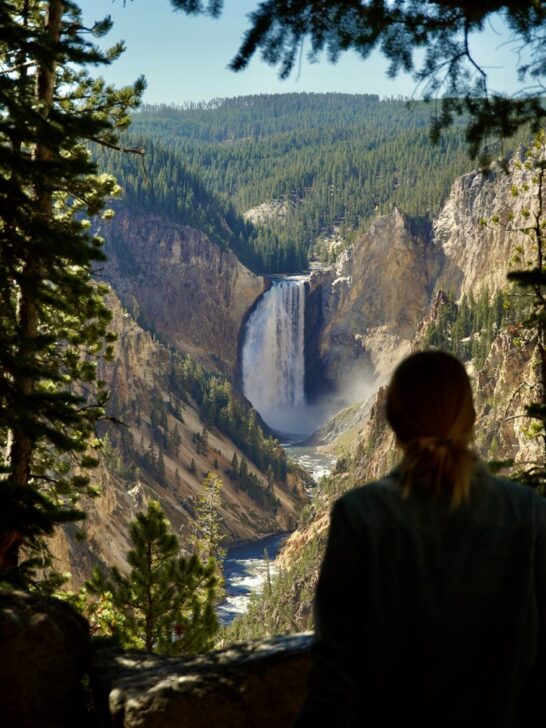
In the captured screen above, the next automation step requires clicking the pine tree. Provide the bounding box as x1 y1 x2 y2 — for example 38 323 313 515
0 1 144 578
239 458 249 489
85 501 218 654
191 472 225 561
169 425 182 455
266 465 275 495
200 427 209 455
157 443 166 478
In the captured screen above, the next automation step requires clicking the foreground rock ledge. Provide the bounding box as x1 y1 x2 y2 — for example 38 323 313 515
92 633 313 728
0 589 89 727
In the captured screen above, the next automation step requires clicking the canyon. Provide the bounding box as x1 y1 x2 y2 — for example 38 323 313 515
52 108 540 634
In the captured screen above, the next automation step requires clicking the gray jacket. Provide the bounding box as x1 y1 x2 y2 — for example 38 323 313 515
296 468 546 726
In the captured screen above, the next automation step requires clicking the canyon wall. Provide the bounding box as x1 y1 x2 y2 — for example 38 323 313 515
101 211 266 377
433 150 530 297
50 290 301 587
307 208 439 399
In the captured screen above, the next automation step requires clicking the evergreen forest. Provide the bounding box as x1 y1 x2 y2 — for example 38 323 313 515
95 93 511 273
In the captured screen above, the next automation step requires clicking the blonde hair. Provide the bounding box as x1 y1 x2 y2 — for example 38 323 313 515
386 351 477 509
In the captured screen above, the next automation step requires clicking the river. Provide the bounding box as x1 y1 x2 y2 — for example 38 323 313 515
286 444 336 489
217 532 289 625
218 445 335 625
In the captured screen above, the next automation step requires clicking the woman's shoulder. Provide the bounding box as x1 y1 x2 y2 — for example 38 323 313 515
334 467 546 530
333 472 404 526
478 472 546 522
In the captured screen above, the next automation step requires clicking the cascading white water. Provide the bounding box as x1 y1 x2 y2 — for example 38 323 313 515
242 277 312 436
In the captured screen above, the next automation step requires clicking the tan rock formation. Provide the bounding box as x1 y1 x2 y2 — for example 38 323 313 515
434 149 533 298
309 208 438 396
243 198 293 225
101 211 266 376
475 333 542 469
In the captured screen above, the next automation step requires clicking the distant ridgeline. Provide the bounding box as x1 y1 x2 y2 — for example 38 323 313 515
98 93 500 273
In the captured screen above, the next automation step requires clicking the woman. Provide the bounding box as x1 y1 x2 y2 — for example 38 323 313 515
296 350 546 727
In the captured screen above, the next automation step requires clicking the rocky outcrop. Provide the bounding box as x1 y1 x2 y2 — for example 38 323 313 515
308 208 438 396
101 211 266 377
243 198 294 226
0 589 90 727
348 321 543 486
433 150 530 297
475 333 542 467
92 633 312 728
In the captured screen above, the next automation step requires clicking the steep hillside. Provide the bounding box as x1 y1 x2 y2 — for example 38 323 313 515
50 291 305 587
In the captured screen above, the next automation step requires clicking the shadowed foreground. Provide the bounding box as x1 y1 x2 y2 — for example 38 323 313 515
0 589 311 727
92 633 312 727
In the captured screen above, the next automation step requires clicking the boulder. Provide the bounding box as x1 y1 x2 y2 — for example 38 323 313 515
0 588 90 727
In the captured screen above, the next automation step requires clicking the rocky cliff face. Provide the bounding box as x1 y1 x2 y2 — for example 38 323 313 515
101 211 266 377
474 334 542 468
433 149 532 297
307 209 438 400
50 290 301 587
351 339 542 484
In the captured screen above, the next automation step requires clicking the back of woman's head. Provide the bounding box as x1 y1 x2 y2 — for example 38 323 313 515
386 350 476 508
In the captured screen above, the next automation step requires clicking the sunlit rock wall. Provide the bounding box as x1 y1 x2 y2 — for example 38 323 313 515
102 211 266 378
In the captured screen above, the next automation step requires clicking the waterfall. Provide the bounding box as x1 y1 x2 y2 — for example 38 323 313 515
242 277 311 436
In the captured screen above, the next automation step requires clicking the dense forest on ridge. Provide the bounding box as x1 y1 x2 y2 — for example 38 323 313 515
96 93 498 273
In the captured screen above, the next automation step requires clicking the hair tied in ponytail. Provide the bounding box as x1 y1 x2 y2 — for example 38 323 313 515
416 436 453 450
386 350 477 509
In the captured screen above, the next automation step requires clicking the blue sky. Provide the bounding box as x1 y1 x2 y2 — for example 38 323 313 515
77 0 527 104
